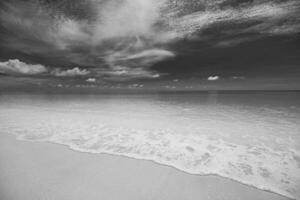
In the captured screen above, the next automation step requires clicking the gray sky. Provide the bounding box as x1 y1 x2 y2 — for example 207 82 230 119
0 0 300 91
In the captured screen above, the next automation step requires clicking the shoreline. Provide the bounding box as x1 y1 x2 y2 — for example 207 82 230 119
0 132 291 200
18 137 295 200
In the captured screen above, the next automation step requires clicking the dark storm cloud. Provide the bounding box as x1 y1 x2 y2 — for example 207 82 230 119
0 0 299 81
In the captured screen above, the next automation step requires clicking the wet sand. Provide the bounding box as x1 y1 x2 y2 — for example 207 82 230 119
0 133 290 200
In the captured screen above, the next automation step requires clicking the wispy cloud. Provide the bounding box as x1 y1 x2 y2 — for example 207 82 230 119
170 0 300 42
105 49 174 69
101 66 161 81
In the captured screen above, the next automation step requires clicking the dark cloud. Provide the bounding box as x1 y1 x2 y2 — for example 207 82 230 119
0 0 299 86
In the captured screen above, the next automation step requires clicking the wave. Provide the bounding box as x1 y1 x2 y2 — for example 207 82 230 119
12 123 299 200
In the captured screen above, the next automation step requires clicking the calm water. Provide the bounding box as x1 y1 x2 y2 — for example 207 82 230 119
0 91 300 199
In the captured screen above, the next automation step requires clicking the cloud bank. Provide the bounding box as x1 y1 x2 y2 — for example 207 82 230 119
0 59 91 78
0 59 47 75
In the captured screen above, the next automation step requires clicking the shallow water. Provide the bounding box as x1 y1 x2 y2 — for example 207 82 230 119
0 91 299 199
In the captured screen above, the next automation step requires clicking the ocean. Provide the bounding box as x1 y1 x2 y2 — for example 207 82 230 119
0 91 299 199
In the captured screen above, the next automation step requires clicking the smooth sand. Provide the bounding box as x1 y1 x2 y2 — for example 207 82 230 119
0 133 290 200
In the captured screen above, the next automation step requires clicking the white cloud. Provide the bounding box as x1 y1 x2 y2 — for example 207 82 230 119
106 49 175 69
86 78 96 82
232 76 245 80
208 76 220 81
52 67 90 77
0 59 47 75
0 59 93 78
151 74 161 78
93 0 167 42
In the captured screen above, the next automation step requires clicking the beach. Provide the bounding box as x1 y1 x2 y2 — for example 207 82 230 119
1 0 300 199
0 133 290 200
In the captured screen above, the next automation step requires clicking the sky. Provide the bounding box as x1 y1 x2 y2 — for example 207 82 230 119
0 0 300 92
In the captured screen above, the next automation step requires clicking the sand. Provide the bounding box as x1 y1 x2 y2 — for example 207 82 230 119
0 133 290 200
